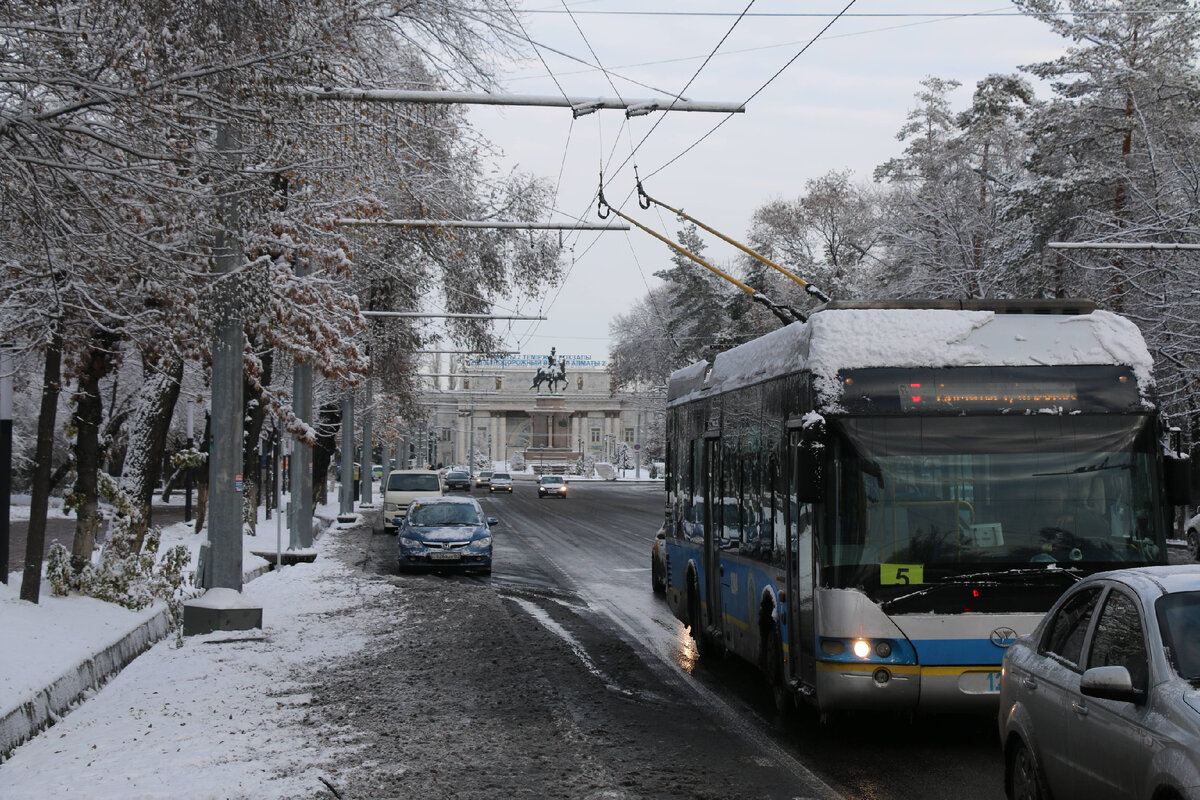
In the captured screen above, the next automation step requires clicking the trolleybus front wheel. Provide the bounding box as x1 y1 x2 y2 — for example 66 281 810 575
687 575 717 659
763 625 792 718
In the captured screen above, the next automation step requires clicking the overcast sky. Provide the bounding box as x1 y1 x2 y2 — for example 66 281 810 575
462 1 1069 361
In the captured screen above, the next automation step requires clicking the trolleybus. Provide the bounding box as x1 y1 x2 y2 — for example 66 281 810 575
658 300 1189 714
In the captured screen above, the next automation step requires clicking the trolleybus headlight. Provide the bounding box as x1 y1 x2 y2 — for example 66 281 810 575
820 639 846 656
875 641 892 658
852 639 872 659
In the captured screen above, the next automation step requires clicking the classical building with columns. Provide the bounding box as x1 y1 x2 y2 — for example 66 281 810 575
418 350 655 472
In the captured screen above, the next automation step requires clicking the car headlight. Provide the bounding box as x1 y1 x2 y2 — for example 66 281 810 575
400 537 422 548
472 536 492 549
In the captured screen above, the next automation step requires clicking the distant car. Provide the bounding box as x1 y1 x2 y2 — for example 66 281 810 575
998 565 1200 800
489 472 513 493
444 470 472 491
371 465 384 482
397 496 496 574
537 475 567 499
1186 514 1200 561
651 523 667 594
474 471 493 488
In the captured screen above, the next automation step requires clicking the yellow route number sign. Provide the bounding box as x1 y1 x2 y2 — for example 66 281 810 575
881 563 925 585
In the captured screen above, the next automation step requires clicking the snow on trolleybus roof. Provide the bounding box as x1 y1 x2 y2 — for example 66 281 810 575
666 299 1156 410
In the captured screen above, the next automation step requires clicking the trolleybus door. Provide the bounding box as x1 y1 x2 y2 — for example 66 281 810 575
788 424 818 687
703 433 724 647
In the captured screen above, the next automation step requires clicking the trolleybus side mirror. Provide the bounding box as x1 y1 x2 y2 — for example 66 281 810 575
796 421 826 504
1164 453 1196 506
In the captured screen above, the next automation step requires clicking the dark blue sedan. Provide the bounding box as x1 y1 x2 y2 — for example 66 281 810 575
397 496 496 574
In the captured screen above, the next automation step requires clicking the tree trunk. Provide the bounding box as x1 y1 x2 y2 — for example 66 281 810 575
70 333 117 574
194 412 211 533
20 330 63 603
242 346 273 535
122 353 184 551
312 400 340 507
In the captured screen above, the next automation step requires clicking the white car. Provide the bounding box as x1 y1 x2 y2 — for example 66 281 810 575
488 472 513 493
537 475 568 498
382 470 444 534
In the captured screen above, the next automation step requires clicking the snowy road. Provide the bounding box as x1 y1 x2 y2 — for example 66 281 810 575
361 480 1012 800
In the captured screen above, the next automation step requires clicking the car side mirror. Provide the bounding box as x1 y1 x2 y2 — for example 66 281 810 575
487 517 499 526
1080 665 1144 704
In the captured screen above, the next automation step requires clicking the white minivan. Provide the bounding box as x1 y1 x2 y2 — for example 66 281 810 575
382 470 444 534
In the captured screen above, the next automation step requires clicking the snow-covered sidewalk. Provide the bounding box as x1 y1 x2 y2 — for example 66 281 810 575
0 505 382 799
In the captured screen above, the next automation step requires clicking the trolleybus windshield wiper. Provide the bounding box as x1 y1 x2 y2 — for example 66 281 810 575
880 567 1084 612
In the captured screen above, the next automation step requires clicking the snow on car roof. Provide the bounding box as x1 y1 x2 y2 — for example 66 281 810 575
668 305 1155 408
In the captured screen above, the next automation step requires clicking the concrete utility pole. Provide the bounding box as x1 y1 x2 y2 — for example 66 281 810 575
339 393 354 516
182 123 262 635
1 346 12 583
205 123 245 591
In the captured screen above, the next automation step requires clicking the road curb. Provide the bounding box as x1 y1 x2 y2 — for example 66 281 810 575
0 606 171 761
0 514 332 762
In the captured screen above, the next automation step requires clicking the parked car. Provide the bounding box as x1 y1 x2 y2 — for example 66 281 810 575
397 496 496 574
474 471 493 488
1186 513 1200 561
998 565 1200 800
489 472 513 493
444 470 472 491
382 469 444 535
537 475 568 499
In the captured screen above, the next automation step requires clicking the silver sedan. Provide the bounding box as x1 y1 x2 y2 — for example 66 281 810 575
998 565 1200 800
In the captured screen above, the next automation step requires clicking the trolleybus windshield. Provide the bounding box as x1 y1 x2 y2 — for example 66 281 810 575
824 413 1167 613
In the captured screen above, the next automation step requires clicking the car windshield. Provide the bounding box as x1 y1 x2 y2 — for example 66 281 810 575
448 472 468 479
1157 592 1200 681
387 473 440 491
408 503 482 526
493 473 510 480
541 477 562 485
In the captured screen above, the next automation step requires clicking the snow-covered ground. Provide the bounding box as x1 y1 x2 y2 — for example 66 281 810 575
0 497 373 799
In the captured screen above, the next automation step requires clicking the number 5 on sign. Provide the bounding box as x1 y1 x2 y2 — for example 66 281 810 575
881 564 924 585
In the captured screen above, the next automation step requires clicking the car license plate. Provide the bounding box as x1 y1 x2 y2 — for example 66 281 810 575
429 552 461 561
957 670 1002 694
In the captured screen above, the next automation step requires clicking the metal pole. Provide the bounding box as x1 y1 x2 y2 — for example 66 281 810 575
298 87 746 116
636 407 642 479
338 219 629 231
361 375 373 505
184 398 194 523
206 122 245 591
0 346 12 583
